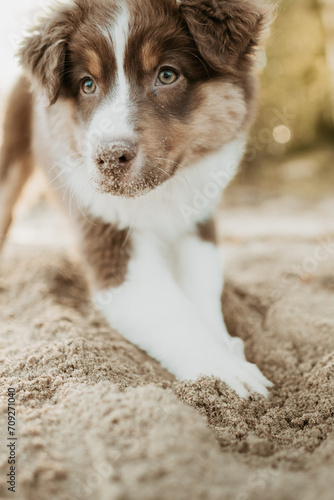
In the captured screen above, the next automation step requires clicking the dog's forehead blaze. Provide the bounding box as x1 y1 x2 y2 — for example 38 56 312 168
69 2 190 88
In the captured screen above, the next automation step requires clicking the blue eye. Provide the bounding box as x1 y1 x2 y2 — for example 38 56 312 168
81 77 97 94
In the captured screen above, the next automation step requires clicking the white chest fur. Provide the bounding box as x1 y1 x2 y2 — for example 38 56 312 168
61 135 246 237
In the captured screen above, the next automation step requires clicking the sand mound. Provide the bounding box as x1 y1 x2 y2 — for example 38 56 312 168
0 241 333 500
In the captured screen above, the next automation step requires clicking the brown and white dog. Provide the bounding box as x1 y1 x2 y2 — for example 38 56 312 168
0 0 273 397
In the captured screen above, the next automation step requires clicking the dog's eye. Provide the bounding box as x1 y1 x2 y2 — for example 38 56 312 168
156 68 179 86
81 78 97 95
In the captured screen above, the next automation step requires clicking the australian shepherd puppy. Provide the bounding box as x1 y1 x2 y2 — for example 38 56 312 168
0 0 273 397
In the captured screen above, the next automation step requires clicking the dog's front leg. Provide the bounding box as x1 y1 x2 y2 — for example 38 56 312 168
80 219 271 397
175 223 272 395
176 222 245 356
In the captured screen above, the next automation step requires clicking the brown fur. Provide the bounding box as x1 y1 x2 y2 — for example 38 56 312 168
77 214 132 290
18 6 80 105
141 41 161 73
86 50 103 80
18 0 119 104
0 76 33 182
197 218 217 244
0 76 34 247
185 81 247 158
179 0 271 74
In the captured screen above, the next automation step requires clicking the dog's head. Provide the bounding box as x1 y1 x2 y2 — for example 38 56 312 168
20 0 271 198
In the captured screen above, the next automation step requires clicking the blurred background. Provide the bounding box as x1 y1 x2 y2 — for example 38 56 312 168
0 0 333 246
239 0 334 200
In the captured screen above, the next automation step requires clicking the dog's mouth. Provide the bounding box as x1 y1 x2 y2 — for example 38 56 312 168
91 160 165 199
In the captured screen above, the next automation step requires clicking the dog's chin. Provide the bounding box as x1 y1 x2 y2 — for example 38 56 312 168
90 170 162 199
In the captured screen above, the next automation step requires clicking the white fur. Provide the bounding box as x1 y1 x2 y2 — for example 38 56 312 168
89 7 135 143
94 231 272 397
176 234 244 357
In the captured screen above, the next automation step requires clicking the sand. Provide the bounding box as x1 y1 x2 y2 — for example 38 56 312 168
0 194 333 500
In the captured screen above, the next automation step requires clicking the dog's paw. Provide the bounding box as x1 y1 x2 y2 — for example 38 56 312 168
221 359 273 398
177 346 273 398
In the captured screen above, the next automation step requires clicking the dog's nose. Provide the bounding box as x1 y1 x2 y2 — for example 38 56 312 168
95 140 138 169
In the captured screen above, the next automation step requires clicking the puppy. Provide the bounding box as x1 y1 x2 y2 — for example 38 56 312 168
0 0 272 397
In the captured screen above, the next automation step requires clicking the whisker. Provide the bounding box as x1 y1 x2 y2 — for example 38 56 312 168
154 157 186 169
153 165 172 178
154 157 194 196
68 186 75 223
43 170 67 190
74 177 97 226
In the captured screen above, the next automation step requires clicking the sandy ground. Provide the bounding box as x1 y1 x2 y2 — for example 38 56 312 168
0 182 333 500
0 4 333 499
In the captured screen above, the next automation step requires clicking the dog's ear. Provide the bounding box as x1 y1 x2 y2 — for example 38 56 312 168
18 3 82 105
178 0 272 74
